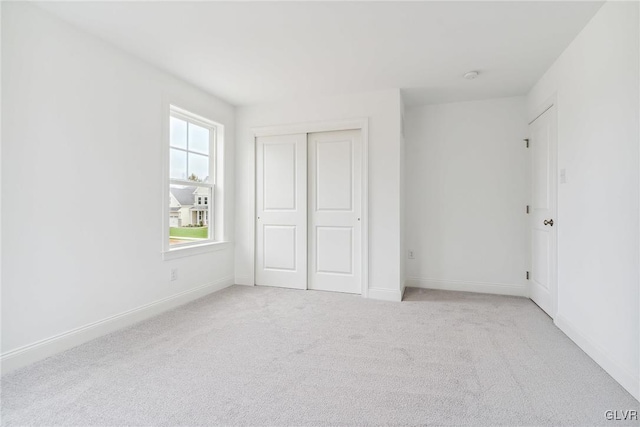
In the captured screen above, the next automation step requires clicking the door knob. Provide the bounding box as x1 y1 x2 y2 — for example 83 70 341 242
543 219 554 226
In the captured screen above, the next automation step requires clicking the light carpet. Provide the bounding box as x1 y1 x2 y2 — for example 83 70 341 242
1 286 638 426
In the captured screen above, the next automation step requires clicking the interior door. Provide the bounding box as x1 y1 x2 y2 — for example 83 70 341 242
529 106 557 317
308 130 362 294
255 133 307 289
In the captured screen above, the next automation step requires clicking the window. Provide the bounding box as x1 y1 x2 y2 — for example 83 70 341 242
167 106 219 249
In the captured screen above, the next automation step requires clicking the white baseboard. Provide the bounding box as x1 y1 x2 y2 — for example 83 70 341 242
234 275 254 286
406 277 526 297
368 287 402 302
554 314 639 401
1 275 235 375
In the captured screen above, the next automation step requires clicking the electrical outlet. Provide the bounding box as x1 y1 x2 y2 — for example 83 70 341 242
408 250 415 259
170 268 178 282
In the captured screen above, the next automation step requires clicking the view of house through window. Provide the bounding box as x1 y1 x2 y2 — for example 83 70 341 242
168 108 216 247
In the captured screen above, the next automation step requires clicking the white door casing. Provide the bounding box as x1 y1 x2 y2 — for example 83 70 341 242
308 130 362 294
529 105 558 317
255 133 307 289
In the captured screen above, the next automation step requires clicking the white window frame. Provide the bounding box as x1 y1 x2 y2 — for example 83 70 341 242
163 104 226 259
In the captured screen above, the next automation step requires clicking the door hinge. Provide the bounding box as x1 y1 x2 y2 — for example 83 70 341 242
526 271 530 280
526 205 530 214
524 138 529 148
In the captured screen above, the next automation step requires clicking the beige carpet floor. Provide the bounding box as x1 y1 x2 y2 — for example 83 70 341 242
1 285 638 426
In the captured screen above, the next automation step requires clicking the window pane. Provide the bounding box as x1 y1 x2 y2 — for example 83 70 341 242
170 149 187 180
188 152 209 182
169 184 211 246
170 117 187 149
188 123 210 155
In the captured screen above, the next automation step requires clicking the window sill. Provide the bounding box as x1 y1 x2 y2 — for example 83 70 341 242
162 241 231 261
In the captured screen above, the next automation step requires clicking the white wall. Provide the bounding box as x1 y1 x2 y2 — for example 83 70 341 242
527 1 639 400
1 3 235 370
404 97 529 296
234 90 403 301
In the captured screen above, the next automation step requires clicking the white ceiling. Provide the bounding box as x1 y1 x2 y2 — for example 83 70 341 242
37 1 603 107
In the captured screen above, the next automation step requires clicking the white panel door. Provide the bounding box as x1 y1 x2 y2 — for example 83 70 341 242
308 130 362 294
256 133 307 289
529 106 557 317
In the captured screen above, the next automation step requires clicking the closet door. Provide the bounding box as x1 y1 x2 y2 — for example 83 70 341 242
255 133 307 289
308 130 362 294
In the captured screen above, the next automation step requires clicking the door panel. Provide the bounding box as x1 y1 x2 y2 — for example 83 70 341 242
263 143 297 210
529 106 557 317
264 225 297 271
532 229 549 289
317 140 353 210
308 130 362 294
317 226 353 274
256 134 307 289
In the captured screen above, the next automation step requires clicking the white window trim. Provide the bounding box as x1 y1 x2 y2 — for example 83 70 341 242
162 103 226 259
163 241 231 261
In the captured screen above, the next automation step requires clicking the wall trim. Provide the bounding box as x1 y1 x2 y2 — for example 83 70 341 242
253 118 368 138
234 276 254 286
554 314 639 402
1 276 235 375
368 287 402 302
406 277 527 297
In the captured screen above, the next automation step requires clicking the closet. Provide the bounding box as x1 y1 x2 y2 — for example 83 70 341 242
255 129 363 294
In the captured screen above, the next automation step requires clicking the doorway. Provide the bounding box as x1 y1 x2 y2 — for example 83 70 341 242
254 126 365 295
528 104 558 317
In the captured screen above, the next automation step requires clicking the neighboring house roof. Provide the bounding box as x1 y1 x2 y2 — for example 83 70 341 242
190 206 208 211
170 207 181 212
171 186 197 206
